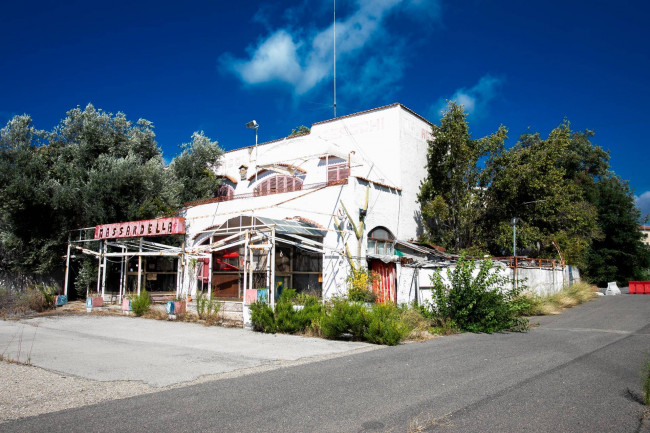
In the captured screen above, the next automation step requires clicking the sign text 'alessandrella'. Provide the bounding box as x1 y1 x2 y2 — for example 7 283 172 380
94 217 186 240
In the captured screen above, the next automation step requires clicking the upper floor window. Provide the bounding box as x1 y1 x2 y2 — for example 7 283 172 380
327 163 350 184
367 226 395 255
216 184 235 201
254 175 303 197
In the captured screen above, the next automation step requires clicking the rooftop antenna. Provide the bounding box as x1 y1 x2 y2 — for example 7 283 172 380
333 0 337 118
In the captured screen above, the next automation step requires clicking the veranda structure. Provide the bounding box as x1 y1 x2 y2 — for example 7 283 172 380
187 215 326 308
63 226 188 302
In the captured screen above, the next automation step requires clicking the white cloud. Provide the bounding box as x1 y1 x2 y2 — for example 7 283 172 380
635 191 650 219
431 75 504 120
221 0 440 98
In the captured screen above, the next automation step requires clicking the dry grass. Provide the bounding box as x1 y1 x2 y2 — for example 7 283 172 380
400 309 453 341
518 282 598 316
406 412 451 432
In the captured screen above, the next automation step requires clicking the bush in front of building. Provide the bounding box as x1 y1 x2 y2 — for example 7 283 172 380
250 301 276 333
130 289 151 317
250 289 323 334
319 299 408 346
346 266 377 303
364 303 409 345
428 255 528 333
319 298 367 340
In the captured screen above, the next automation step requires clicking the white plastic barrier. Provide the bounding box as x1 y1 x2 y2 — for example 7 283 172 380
605 282 621 296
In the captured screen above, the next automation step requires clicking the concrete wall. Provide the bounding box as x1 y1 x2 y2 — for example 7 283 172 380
414 262 580 305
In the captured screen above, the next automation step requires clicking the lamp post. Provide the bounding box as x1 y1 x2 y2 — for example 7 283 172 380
511 217 518 257
246 120 259 182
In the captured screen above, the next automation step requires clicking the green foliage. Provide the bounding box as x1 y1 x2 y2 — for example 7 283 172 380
250 289 323 334
364 303 408 345
320 298 368 340
0 105 223 284
169 131 223 204
130 289 151 317
346 266 377 303
430 255 527 333
288 125 310 137
196 290 221 323
481 121 602 265
583 176 650 286
418 101 507 251
250 301 276 333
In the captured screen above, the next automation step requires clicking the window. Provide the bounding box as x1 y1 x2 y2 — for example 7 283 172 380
367 227 395 255
254 175 303 197
327 163 350 185
216 184 235 201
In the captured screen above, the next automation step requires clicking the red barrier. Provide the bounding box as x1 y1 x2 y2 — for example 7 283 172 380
629 281 650 294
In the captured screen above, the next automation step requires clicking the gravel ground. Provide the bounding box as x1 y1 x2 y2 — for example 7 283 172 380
0 361 157 422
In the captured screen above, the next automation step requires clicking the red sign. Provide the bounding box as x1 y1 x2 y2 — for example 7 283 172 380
94 217 186 240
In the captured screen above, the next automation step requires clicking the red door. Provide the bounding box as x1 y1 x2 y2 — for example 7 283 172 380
370 261 397 304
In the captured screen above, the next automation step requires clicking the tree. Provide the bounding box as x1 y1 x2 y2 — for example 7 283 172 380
288 125 310 137
418 101 506 251
481 121 600 265
0 105 223 285
584 176 650 286
0 115 54 272
169 131 223 204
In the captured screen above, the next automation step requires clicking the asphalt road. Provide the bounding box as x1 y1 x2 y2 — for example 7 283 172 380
4 294 650 433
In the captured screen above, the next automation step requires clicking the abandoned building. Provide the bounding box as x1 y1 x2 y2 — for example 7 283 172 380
66 103 577 311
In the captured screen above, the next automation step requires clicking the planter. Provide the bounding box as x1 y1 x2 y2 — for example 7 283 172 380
174 300 186 314
86 297 103 308
166 300 186 314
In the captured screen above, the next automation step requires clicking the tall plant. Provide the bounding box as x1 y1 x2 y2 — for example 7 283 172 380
431 255 526 333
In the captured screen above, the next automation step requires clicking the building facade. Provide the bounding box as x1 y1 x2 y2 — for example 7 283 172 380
180 103 447 305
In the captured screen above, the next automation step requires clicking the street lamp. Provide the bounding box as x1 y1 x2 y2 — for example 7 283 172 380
511 217 518 257
246 120 259 182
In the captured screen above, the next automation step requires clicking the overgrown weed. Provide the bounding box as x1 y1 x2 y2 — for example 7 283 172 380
515 282 597 316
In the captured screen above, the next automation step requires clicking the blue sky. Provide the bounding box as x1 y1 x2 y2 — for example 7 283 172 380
1 0 648 217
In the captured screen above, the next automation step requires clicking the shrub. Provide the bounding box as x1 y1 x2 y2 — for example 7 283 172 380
250 301 276 333
130 289 151 317
320 298 368 340
364 303 408 345
346 265 377 303
15 285 56 313
196 290 221 324
250 289 323 334
431 255 527 333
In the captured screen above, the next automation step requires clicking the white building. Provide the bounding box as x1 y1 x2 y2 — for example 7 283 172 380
181 103 448 305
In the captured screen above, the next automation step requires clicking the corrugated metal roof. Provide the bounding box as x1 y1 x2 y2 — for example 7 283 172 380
256 217 326 237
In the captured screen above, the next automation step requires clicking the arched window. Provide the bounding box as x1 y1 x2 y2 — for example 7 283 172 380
254 175 303 197
216 184 235 201
367 226 395 255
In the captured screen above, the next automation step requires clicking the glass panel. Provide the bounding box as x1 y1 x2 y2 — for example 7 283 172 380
292 274 322 297
377 242 386 255
367 239 376 254
293 250 322 272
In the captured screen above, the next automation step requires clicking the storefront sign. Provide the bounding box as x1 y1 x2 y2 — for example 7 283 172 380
94 217 186 240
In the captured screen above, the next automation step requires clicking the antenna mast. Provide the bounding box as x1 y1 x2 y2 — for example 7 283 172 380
333 0 337 118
